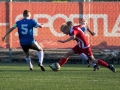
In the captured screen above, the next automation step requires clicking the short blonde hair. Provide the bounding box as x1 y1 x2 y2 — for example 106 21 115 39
60 24 69 31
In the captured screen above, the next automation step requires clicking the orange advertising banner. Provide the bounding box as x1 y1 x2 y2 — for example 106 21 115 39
0 2 120 49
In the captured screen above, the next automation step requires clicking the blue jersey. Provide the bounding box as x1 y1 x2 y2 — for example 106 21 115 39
81 27 86 32
14 18 38 45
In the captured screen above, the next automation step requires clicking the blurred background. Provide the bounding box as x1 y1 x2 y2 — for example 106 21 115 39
0 0 120 64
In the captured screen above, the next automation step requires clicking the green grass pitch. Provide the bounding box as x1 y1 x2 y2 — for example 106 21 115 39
0 63 119 90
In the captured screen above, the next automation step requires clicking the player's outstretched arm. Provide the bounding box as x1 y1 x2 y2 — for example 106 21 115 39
2 27 15 41
34 22 44 28
58 35 75 43
38 24 44 28
87 28 95 36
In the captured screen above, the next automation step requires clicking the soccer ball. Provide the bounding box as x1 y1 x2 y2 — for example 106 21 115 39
49 62 61 71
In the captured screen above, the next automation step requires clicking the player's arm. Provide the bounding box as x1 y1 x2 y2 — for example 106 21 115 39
87 27 95 36
2 24 16 41
34 20 44 28
34 23 44 28
38 24 44 28
58 35 76 43
40 24 44 28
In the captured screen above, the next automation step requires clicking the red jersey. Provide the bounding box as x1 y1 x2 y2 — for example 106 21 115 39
69 25 90 49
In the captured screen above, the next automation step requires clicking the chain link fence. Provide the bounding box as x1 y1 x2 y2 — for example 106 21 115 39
1 2 120 49
0 1 120 64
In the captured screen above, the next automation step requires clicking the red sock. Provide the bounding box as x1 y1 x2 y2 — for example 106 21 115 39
58 58 68 66
97 59 108 68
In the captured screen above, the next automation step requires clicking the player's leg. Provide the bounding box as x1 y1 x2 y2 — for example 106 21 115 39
79 53 99 71
72 45 99 71
58 49 75 66
25 52 33 70
89 55 116 73
79 53 90 65
57 46 92 67
21 45 33 70
82 47 100 71
49 49 75 71
30 41 45 71
79 53 92 67
97 58 116 73
57 45 84 67
86 56 100 71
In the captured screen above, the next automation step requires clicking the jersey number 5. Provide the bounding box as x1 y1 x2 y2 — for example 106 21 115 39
21 24 28 35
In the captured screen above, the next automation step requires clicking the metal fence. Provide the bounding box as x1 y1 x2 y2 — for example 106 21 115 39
0 1 120 64
0 2 120 49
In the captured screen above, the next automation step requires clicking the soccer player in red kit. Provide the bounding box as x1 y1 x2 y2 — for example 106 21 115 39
49 23 116 73
66 21 99 71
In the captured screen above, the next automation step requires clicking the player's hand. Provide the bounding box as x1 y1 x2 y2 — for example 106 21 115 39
91 32 95 36
2 36 5 41
58 40 65 43
41 24 44 28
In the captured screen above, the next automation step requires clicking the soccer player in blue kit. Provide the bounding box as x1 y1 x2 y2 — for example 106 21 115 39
2 10 45 71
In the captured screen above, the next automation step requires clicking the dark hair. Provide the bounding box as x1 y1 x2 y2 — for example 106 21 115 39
66 21 73 27
23 10 30 17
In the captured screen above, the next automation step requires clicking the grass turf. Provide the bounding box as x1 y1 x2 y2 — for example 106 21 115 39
0 63 119 90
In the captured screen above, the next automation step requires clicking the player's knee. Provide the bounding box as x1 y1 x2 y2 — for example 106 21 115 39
64 54 70 58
